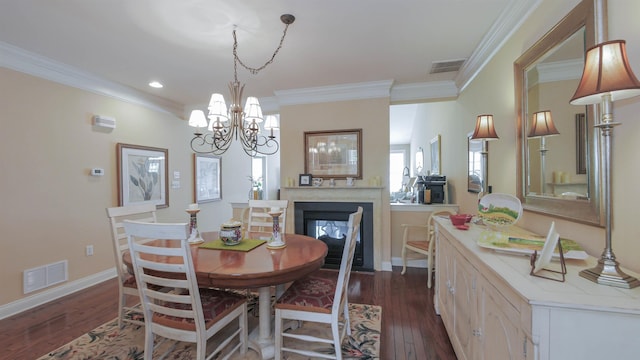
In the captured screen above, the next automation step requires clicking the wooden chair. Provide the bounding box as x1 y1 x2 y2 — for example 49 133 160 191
106 203 158 328
242 199 289 234
124 220 248 360
273 206 363 360
401 209 455 288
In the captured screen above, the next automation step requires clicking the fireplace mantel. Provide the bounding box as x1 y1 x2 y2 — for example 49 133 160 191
281 186 385 270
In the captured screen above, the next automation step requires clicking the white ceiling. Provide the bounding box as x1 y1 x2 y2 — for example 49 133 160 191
0 0 536 143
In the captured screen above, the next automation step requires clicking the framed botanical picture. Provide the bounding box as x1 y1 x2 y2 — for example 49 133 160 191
194 154 221 203
304 129 362 179
299 174 312 186
117 143 168 208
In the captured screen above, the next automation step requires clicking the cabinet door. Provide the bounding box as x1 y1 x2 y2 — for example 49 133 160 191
477 277 524 360
451 253 476 360
436 233 454 331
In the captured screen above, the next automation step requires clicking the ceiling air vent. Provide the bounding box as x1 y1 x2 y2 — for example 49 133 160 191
430 59 466 74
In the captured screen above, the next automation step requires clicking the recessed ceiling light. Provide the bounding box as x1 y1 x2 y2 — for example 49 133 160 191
149 81 163 88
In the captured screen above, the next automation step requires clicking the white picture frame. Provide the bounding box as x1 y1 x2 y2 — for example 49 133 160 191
194 154 221 203
117 143 168 208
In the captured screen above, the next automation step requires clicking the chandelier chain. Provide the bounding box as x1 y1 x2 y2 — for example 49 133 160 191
232 23 292 76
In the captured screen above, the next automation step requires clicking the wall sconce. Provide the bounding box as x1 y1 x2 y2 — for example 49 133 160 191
570 40 640 288
415 147 424 175
527 110 560 195
471 114 499 195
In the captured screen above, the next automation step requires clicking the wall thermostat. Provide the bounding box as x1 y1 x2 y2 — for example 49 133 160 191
90 168 105 176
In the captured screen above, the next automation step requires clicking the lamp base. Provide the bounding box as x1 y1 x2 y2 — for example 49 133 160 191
579 258 640 289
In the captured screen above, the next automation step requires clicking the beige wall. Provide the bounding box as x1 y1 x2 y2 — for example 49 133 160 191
0 69 246 305
278 99 392 266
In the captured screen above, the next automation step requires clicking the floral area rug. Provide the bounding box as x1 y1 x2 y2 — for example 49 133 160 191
37 303 381 360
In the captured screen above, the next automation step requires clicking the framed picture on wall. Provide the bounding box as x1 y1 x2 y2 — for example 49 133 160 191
430 134 441 175
117 143 168 208
194 154 221 203
304 129 362 179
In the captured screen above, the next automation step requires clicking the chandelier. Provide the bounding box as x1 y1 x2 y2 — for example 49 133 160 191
189 14 295 156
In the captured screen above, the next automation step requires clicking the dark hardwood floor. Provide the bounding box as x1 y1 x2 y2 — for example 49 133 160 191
0 266 456 360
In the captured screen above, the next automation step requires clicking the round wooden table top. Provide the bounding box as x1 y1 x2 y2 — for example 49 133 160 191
123 232 328 289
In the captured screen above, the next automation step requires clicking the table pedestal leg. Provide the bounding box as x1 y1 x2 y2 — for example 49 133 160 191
248 286 275 359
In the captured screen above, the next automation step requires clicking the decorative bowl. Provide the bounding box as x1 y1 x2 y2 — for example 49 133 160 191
450 214 467 226
477 193 523 229
220 221 242 246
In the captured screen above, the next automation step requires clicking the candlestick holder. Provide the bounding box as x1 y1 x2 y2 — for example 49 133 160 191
186 208 204 244
267 211 285 249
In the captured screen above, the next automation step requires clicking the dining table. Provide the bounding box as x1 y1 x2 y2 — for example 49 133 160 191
122 231 328 359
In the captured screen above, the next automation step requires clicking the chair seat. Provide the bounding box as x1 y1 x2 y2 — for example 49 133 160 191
406 240 430 252
154 289 246 331
122 274 137 288
275 270 338 314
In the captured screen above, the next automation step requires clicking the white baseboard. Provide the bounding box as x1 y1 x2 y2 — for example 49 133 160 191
390 257 429 268
0 268 116 320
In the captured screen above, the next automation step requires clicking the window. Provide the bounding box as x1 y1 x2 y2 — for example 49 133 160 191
389 149 406 193
252 156 266 198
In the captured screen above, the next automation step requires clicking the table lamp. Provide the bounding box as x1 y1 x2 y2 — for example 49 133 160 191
527 110 560 195
471 114 499 196
570 40 640 288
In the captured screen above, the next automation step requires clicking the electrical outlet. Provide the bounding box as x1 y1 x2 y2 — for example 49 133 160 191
86 245 94 256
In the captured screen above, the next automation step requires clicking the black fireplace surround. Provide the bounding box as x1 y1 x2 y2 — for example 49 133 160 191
294 201 374 272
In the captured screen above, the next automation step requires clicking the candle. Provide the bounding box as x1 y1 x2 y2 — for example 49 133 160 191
270 207 280 213
188 203 198 210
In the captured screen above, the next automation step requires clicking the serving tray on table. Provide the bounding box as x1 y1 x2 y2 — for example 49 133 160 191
476 226 588 260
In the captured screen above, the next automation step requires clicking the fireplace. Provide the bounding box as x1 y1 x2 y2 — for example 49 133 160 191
294 201 374 272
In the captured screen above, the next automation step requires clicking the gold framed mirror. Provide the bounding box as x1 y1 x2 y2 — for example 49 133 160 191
515 0 605 226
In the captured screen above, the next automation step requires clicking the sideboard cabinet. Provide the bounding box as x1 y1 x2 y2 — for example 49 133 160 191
434 217 640 360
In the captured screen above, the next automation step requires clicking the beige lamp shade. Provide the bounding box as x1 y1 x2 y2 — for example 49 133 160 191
570 40 640 105
471 114 499 140
263 115 280 130
528 110 560 138
207 93 228 120
243 96 264 123
188 110 208 128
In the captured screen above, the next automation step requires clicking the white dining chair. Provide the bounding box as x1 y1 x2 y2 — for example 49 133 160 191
273 206 363 360
401 209 455 288
242 199 289 234
124 220 248 360
106 203 158 328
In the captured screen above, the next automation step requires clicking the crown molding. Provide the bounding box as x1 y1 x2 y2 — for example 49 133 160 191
0 41 184 118
390 81 459 103
259 79 458 113
537 58 583 83
455 0 542 92
273 80 394 106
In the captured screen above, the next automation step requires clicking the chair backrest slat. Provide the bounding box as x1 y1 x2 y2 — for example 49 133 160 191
245 199 289 233
106 204 158 278
124 220 208 333
332 206 363 314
